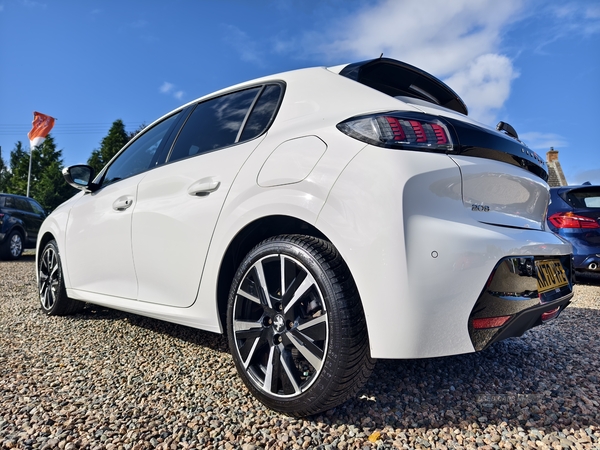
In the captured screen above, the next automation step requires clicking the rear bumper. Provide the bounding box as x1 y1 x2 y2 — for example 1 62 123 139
468 255 573 351
317 146 573 359
575 254 600 272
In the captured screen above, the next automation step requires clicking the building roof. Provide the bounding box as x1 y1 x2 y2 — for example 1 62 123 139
546 148 567 187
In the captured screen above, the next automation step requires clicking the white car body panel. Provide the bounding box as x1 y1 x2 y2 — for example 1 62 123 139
451 155 549 231
257 135 327 187
132 137 264 307
64 175 141 299
316 146 571 358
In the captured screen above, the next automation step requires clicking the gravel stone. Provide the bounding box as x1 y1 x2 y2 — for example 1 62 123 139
1 255 599 449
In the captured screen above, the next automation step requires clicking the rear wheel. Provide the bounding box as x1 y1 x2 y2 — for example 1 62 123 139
227 235 374 416
0 230 24 260
39 240 84 315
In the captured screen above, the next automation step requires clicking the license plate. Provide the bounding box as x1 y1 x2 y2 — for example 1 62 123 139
536 260 569 293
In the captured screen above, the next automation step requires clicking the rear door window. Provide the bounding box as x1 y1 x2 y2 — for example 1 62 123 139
239 84 283 141
167 87 261 163
167 84 283 164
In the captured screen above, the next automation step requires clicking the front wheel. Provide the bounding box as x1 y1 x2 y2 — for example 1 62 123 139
227 235 374 416
39 240 84 316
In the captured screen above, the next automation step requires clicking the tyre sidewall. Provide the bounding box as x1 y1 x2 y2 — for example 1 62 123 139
227 237 349 415
1 230 24 260
39 240 67 315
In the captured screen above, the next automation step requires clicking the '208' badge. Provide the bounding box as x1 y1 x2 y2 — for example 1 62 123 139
471 204 490 212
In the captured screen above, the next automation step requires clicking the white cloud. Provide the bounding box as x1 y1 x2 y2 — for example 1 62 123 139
309 0 523 75
159 82 184 101
519 132 568 151
444 54 519 124
274 0 524 124
159 82 174 94
222 24 264 66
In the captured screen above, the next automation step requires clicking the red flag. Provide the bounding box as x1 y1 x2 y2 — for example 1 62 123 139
28 111 56 149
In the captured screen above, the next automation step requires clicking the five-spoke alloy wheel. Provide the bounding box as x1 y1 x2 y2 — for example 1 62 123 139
227 235 374 416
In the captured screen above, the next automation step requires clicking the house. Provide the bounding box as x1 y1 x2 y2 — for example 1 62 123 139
546 147 567 187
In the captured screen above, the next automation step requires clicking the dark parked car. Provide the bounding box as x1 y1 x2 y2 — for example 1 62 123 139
547 185 600 275
0 193 46 259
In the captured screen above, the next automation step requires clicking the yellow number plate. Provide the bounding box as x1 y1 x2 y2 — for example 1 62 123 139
536 260 569 293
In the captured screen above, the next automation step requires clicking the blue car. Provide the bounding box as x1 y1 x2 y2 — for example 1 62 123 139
547 185 600 275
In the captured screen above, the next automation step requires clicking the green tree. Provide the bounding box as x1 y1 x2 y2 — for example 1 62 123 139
4 137 76 211
0 146 9 192
5 141 29 195
88 119 129 175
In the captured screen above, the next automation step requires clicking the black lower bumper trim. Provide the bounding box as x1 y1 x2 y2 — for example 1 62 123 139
469 255 574 351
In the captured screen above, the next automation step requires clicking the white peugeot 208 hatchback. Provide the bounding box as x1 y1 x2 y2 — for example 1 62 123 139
37 58 573 416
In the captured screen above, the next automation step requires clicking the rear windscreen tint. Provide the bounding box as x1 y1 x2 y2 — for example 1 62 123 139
564 188 600 208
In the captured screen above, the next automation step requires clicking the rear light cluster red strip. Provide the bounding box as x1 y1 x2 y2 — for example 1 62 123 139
380 116 449 145
548 212 600 229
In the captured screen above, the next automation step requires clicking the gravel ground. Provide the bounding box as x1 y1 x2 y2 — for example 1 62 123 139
1 255 599 450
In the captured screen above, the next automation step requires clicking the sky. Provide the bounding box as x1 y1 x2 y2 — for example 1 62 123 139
1 0 599 184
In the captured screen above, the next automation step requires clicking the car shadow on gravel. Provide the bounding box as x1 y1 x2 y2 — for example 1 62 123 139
74 304 230 354
333 305 600 433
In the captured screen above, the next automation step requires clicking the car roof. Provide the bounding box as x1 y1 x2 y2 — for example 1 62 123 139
551 184 600 192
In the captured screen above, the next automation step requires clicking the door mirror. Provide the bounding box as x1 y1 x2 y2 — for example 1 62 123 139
63 165 96 192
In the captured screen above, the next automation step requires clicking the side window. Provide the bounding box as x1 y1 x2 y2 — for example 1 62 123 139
29 200 45 215
102 113 180 187
4 197 13 208
167 87 261 163
0 196 4 207
239 84 282 141
15 198 33 212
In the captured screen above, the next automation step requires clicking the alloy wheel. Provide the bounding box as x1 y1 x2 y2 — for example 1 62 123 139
9 233 22 258
232 253 329 398
39 245 61 310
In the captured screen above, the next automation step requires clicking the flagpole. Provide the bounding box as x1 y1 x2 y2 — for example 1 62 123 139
27 145 33 197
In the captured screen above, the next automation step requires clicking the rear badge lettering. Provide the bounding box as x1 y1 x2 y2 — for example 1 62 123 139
471 205 490 212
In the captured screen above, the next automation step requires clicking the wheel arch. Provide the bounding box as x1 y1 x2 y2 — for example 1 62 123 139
215 215 329 332
38 231 56 255
8 223 26 241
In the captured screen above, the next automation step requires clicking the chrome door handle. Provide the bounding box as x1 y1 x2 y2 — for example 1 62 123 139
113 195 134 211
188 178 221 197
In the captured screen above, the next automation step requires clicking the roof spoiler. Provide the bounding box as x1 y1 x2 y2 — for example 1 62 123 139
339 57 468 116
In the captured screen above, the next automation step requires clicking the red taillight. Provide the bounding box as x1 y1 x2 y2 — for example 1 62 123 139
409 120 427 142
337 113 454 151
472 315 512 329
384 117 406 141
548 212 600 229
541 307 561 321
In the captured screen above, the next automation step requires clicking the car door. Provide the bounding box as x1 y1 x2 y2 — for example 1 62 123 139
26 198 46 245
132 84 282 307
64 113 181 299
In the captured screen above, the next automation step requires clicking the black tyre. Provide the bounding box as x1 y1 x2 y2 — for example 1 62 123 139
38 240 84 316
0 230 24 260
227 235 374 416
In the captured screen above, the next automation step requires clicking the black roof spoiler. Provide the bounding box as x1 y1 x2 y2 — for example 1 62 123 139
339 57 468 116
